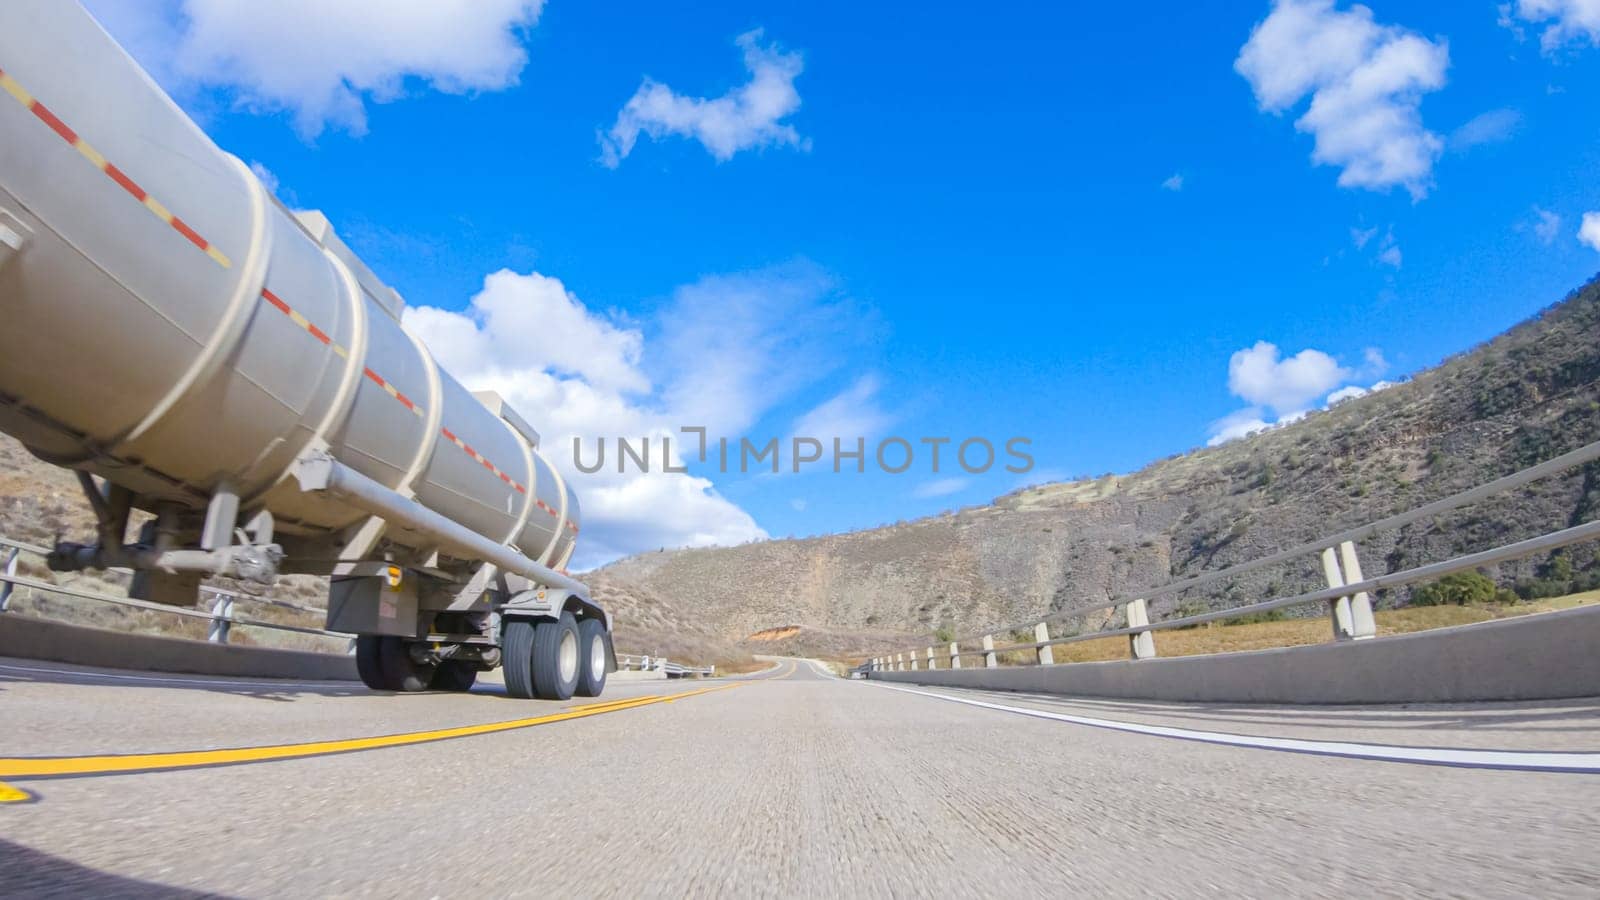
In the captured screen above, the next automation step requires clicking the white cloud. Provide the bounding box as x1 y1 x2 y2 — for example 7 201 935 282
1227 341 1352 415
1532 206 1564 244
88 0 543 137
1162 173 1185 191
654 263 869 436
1447 108 1522 151
248 161 279 195
912 477 970 499
1207 340 1387 443
1581 212 1600 252
85 1 187 88
601 29 807 167
1508 0 1600 51
791 375 894 447
1235 0 1449 199
790 498 808 512
1362 346 1388 374
1327 377 1397 407
1325 385 1369 405
402 263 876 567
1207 408 1275 446
408 270 648 394
1356 226 1402 267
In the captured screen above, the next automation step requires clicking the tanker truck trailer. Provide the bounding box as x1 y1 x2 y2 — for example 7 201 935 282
0 1 612 700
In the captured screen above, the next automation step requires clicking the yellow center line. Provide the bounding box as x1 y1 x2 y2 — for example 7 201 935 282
0 682 744 789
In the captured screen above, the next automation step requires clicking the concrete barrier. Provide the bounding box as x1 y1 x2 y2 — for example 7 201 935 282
869 606 1600 704
0 614 357 680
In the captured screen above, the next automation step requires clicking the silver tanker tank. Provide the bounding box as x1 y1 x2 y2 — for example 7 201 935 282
0 1 612 700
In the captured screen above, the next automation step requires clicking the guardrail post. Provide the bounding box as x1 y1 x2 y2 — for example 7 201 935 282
982 634 996 668
0 546 19 612
949 642 960 669
925 646 936 669
1320 547 1356 641
1338 540 1377 640
1034 621 1053 666
207 593 235 644
1126 597 1157 660
909 650 919 671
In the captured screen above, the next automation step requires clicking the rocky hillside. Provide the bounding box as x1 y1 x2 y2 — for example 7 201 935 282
595 276 1600 649
2 278 1597 662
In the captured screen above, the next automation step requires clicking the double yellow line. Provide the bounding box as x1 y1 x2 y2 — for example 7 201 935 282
0 682 742 802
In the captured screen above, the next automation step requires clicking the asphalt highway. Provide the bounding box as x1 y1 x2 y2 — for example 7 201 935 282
2 655 1598 897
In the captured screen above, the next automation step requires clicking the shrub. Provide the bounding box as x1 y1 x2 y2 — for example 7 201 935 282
1410 571 1497 606
1538 553 1574 583
1515 578 1572 601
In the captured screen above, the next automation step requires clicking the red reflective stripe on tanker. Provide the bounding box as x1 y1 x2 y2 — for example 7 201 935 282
257 289 424 419
261 288 292 315
269 286 532 496
439 426 528 495
0 66 569 542
0 66 232 269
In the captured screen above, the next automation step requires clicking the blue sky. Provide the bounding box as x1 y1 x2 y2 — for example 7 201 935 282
87 1 1600 566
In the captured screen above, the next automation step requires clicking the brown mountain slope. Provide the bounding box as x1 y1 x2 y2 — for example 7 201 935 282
2 280 1597 663
593 277 1600 649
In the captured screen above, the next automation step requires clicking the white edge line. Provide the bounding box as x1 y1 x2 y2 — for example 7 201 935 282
866 682 1600 773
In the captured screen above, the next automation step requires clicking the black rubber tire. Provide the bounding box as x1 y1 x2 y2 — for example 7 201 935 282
354 635 393 691
575 618 608 698
532 612 580 701
380 640 436 692
502 619 537 699
433 660 479 692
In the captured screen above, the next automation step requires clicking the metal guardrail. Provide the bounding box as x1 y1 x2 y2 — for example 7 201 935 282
615 653 715 678
0 535 352 648
865 437 1600 674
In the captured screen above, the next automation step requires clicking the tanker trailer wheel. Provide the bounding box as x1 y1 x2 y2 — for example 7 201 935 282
502 619 538 699
575 618 607 698
432 660 478 692
380 640 437 693
532 612 581 701
355 635 398 691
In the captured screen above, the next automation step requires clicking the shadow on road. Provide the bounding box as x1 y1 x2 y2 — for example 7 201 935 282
0 837 227 898
0 662 373 703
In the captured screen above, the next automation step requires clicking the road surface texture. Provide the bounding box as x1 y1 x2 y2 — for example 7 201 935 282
3 655 1599 898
